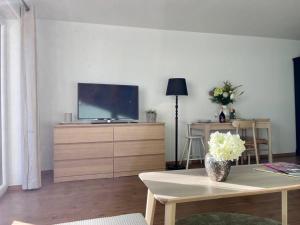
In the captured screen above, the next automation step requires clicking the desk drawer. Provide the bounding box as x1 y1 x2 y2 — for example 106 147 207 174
54 127 113 144
114 155 165 172
114 125 164 141
54 158 113 177
114 140 164 157
54 142 113 160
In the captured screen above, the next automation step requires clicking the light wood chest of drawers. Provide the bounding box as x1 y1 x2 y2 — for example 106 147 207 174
53 123 165 183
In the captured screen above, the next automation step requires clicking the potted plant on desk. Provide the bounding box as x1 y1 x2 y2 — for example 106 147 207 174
209 81 244 122
146 109 157 123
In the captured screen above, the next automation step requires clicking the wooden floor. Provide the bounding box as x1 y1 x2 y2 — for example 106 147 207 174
1 156 300 225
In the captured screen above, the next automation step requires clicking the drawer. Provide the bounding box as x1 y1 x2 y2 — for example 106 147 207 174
54 158 113 177
114 125 164 141
114 140 164 157
54 142 113 160
54 127 113 144
114 155 165 172
54 173 113 183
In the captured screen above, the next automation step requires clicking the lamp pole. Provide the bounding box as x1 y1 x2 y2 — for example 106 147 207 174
175 95 178 167
170 95 184 170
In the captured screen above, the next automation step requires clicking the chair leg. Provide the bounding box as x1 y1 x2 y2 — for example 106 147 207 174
254 145 259 164
199 138 205 166
180 139 188 165
186 139 192 170
248 153 251 165
200 137 206 156
252 125 260 164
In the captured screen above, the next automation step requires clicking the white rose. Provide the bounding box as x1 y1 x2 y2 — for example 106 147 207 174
208 132 245 161
230 94 235 100
223 92 229 98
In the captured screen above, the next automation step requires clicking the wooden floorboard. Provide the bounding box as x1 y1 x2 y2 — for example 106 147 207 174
0 156 300 225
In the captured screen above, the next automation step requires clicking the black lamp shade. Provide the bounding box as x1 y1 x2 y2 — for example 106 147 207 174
166 78 188 96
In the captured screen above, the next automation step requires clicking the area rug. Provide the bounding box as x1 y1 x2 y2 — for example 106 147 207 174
176 212 281 225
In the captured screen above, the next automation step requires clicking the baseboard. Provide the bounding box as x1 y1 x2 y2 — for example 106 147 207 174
41 170 53 175
272 152 296 158
166 159 204 168
7 185 22 191
167 152 297 166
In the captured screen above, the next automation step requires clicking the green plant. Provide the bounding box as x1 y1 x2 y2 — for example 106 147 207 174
146 109 156 114
209 81 244 105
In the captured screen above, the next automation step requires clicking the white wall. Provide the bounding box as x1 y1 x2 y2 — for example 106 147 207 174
36 19 300 171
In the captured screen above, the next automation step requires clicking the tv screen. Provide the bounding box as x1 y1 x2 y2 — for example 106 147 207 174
78 83 139 120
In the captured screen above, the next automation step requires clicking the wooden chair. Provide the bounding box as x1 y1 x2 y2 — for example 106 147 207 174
232 120 260 164
180 123 206 169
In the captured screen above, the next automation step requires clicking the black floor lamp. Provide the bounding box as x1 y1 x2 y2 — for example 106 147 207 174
166 78 188 170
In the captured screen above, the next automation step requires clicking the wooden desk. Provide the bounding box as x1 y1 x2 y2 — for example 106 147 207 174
191 119 272 162
139 165 300 225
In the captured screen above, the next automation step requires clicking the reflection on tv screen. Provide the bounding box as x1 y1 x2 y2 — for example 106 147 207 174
78 83 139 120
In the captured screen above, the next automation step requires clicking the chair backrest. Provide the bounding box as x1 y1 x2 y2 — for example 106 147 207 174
186 123 192 136
232 120 256 138
232 120 255 129
232 120 259 163
185 123 202 137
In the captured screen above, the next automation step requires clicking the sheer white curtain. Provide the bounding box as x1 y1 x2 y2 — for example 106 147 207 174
0 22 8 197
20 5 41 190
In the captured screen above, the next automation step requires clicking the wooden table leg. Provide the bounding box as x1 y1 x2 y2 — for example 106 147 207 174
282 190 288 225
204 126 210 153
268 126 273 163
145 190 157 225
165 203 176 225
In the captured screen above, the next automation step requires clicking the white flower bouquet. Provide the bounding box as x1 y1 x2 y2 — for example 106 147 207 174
208 132 246 161
209 81 244 105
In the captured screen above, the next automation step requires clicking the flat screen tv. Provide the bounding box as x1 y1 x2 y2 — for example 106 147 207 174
78 83 139 120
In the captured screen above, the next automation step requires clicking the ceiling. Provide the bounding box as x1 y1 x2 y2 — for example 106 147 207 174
0 0 20 19
33 0 300 40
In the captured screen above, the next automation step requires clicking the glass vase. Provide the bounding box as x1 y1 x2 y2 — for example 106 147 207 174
205 153 231 182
